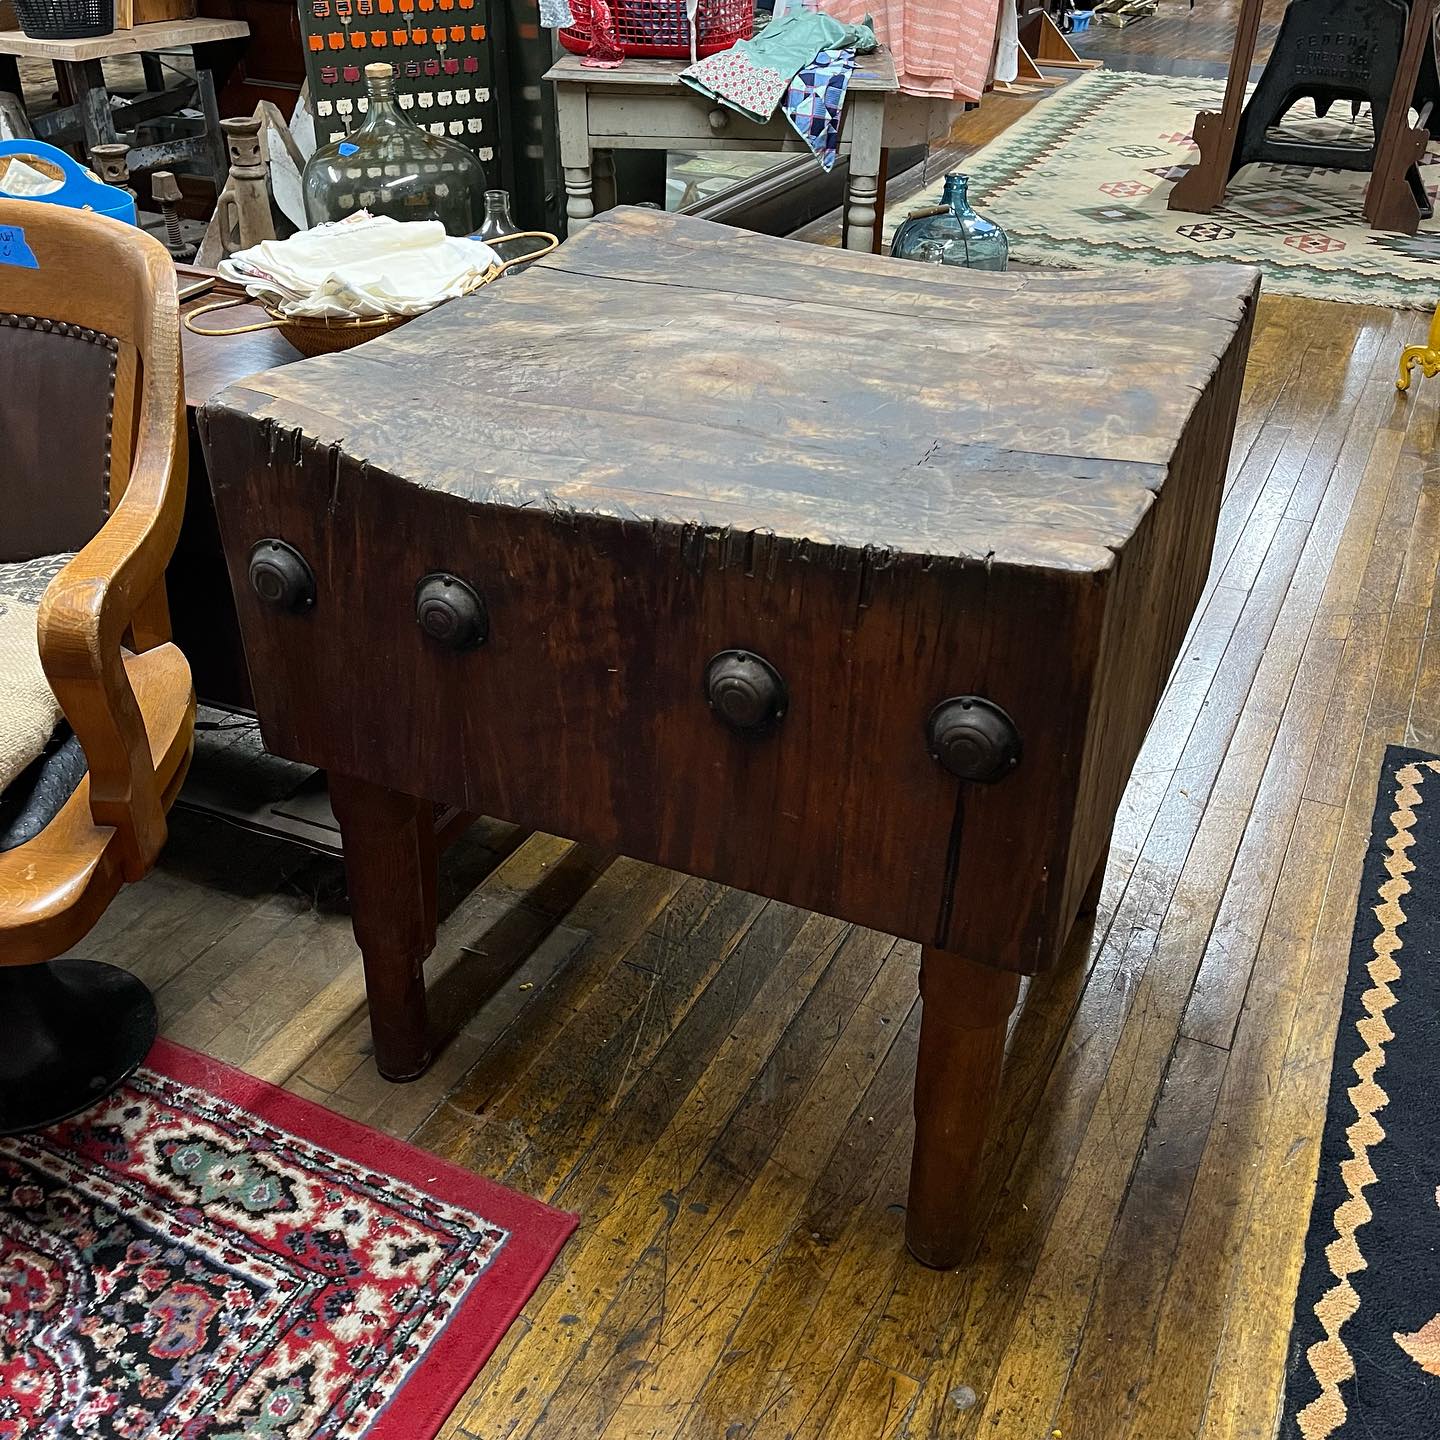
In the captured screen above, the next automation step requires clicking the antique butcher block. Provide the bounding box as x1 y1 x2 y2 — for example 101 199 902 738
200 207 1259 1266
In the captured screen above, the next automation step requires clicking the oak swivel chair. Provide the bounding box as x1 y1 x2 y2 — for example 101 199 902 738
0 198 194 1133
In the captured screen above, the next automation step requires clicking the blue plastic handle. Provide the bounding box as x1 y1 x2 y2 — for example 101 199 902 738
0 139 137 225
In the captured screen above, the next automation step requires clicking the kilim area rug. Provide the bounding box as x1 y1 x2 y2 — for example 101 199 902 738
0 1039 576 1439
883 69 1440 309
1282 746 1440 1438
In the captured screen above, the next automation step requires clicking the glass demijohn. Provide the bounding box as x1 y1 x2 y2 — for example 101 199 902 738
890 173 1008 272
302 63 487 235
477 188 550 272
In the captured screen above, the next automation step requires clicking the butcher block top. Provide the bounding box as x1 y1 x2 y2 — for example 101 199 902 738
206 208 1259 575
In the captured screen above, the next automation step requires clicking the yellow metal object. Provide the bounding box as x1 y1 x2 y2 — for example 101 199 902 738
1398 302 1440 390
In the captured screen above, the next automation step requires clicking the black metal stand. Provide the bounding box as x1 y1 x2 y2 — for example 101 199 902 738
0 959 157 1136
1230 0 1433 218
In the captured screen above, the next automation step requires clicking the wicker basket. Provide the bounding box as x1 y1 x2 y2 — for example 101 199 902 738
13 0 113 40
184 232 558 358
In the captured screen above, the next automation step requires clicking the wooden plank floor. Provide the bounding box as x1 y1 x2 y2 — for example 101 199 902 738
71 5 1440 1435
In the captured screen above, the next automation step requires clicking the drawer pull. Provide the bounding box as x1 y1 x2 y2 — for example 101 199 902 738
704 649 786 733
415 572 488 650
708 107 729 131
926 697 1020 783
248 539 316 613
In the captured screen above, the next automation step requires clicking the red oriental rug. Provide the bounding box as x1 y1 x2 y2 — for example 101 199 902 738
0 1039 576 1440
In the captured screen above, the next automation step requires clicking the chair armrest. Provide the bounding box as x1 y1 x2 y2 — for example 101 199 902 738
37 299 189 881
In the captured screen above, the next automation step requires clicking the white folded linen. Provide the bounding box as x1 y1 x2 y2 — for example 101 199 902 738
220 214 501 319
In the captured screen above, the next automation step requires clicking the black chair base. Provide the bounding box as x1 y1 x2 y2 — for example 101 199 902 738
0 958 158 1136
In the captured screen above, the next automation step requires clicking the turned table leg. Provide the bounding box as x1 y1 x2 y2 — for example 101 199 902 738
844 91 886 253
906 948 1021 1268
554 81 596 234
328 773 438 1081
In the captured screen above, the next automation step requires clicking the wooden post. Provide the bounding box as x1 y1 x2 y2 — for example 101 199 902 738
906 949 1021 1268
327 774 438 1081
1365 0 1435 234
1168 0 1266 213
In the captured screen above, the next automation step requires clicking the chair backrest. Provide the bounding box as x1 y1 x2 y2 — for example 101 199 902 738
0 198 180 563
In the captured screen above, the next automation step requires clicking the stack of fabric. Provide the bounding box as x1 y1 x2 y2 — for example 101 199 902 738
680 11 877 170
220 214 501 319
826 0 1006 101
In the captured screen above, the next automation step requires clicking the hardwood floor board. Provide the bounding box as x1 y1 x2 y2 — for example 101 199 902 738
678 1061 920 1440
1047 1034 1228 1438
457 935 919 1440
1177 317 1416 1044
429 856 686 1119
437 922 892 1439
1406 608 1440 750
501 892 794 1201
594 1137 914 1440
822 1357 920 1440
437 880 762 1179
1124 797 1345 1440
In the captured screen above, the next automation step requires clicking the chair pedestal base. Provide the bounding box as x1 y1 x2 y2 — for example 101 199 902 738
0 959 158 1136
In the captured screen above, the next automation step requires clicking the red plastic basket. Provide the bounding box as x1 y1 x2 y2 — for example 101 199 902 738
559 0 752 59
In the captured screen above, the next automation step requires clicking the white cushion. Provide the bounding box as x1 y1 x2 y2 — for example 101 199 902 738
0 554 74 791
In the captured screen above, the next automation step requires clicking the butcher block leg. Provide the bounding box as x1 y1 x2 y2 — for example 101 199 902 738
329 773 437 1081
1078 845 1110 920
906 949 1021 1268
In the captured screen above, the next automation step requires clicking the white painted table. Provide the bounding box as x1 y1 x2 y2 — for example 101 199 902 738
543 48 951 250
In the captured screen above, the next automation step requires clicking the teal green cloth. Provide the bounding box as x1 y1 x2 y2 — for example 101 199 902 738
680 11 876 123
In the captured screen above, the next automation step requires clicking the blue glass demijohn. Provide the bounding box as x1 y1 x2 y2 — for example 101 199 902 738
891 172 1008 271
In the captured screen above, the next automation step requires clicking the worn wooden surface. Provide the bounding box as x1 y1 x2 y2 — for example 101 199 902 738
208 208 1252 567
202 209 1255 973
65 0 1440 1422
0 17 246 60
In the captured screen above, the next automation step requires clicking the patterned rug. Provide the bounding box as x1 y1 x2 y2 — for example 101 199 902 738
884 69 1440 309
0 1039 576 1439
1283 746 1440 1438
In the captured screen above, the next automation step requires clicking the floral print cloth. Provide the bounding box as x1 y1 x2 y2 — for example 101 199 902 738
782 46 857 170
681 10 874 122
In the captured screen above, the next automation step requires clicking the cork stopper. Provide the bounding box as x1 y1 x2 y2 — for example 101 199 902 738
364 62 396 98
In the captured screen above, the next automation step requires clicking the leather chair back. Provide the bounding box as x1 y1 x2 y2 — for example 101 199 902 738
1 316 122 560
0 199 179 565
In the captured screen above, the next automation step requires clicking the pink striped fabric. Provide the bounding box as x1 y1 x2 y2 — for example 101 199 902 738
830 0 1001 99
